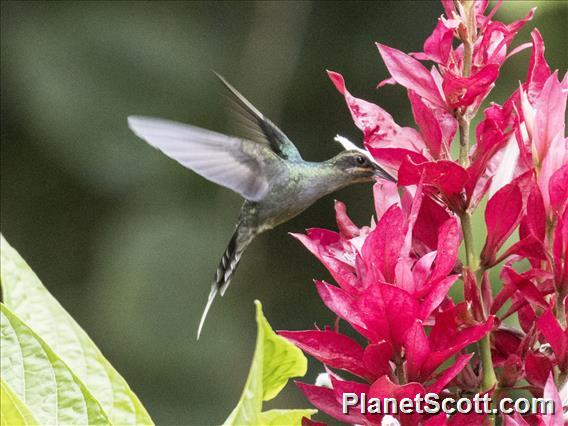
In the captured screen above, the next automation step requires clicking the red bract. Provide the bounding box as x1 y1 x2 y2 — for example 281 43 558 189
376 43 447 109
397 159 468 211
480 174 533 268
282 1 567 424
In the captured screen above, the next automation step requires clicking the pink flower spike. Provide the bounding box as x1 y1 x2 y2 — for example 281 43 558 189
376 43 447 109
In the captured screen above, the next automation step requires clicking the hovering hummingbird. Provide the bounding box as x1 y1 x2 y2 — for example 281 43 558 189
128 74 395 338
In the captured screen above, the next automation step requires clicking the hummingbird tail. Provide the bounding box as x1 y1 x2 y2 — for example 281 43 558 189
197 225 255 339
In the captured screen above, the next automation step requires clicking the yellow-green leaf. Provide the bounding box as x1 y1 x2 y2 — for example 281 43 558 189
260 305 308 402
1 305 110 425
1 379 39 426
0 234 153 425
223 300 313 426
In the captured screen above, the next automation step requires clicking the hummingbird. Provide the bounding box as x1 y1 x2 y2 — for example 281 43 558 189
128 74 395 338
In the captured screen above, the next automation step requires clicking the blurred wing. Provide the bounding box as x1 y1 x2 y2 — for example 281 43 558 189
128 116 271 201
215 73 303 161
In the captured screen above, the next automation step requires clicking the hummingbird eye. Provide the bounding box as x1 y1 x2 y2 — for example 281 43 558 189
355 155 367 166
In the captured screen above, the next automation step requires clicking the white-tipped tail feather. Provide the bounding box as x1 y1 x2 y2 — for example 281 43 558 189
197 284 218 340
196 225 255 339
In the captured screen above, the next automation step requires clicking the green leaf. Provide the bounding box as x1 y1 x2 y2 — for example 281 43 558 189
258 409 317 426
1 305 110 425
260 304 308 402
0 234 153 425
1 379 39 426
223 300 314 426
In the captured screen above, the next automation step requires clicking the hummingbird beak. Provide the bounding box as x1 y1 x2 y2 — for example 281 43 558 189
372 162 397 183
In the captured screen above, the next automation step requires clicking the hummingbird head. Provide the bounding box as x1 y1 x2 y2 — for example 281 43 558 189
331 150 395 183
331 135 396 183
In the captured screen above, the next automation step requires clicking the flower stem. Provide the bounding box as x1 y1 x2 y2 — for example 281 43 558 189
455 84 497 401
458 117 470 167
461 212 498 399
462 39 473 78
479 335 497 391
459 211 477 270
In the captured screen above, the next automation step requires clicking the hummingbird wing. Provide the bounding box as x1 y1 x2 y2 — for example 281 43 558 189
128 116 274 201
214 73 303 162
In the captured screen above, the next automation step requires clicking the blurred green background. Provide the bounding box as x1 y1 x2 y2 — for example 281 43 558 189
1 1 566 424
